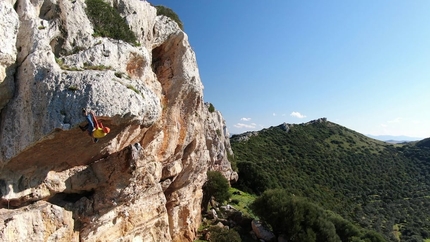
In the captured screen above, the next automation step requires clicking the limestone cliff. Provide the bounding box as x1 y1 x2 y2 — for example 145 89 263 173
0 0 237 241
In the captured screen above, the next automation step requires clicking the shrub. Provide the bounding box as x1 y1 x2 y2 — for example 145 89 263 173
85 0 137 44
206 171 231 204
207 226 241 242
233 161 276 195
155 5 183 30
208 103 215 113
251 189 340 241
251 189 386 242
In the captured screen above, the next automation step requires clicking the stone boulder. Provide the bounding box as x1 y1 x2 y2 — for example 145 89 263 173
251 220 275 242
0 201 77 242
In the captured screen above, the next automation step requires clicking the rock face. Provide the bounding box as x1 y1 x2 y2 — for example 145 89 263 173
204 103 238 183
0 0 237 241
0 2 18 111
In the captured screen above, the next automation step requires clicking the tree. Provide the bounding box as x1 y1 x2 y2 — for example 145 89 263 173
234 161 276 195
202 171 231 210
251 189 340 242
361 231 386 242
251 189 386 242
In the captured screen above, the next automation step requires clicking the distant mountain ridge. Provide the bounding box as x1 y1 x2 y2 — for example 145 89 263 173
366 134 424 143
230 118 430 242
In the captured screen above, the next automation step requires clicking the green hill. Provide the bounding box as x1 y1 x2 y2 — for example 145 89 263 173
230 119 430 242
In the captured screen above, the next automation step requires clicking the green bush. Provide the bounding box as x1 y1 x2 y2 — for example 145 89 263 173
250 189 335 239
208 103 215 113
205 171 231 204
208 226 241 242
86 0 137 44
155 5 183 30
234 161 277 195
251 189 386 242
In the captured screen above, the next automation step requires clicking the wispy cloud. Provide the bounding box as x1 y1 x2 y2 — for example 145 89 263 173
388 117 401 123
234 123 256 129
290 111 306 118
273 113 277 116
241 117 251 121
380 118 402 128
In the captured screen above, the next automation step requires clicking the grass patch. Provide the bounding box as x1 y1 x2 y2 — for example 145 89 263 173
393 224 402 241
126 84 140 94
114 71 129 79
55 58 81 71
83 62 112 71
228 187 256 218
56 59 112 71
55 58 64 66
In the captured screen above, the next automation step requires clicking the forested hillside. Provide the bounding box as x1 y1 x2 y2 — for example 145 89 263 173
230 119 430 242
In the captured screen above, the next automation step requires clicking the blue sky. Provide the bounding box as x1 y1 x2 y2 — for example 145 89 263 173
149 0 430 139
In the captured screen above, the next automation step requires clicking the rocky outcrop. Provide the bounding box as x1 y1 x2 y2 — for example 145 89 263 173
232 118 329 143
279 122 291 132
0 2 18 111
251 220 275 242
204 103 238 183
230 131 259 142
0 0 236 241
0 201 78 241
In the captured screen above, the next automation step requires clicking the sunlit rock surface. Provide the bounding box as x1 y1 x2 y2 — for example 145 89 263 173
0 0 236 241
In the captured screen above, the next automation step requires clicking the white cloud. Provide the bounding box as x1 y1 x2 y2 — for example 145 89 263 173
273 113 277 116
234 123 256 129
388 117 401 123
241 117 251 121
290 111 306 118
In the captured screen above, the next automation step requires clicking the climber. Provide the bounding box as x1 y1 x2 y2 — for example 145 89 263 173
79 108 111 143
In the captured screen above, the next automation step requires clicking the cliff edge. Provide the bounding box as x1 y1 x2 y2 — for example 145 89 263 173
0 0 237 241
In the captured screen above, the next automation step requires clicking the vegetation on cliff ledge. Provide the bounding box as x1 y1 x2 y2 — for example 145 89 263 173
155 5 184 30
85 0 137 44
